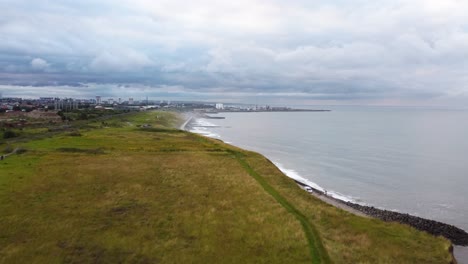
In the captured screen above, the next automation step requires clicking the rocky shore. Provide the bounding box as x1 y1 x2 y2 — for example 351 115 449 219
344 202 468 246
295 180 468 246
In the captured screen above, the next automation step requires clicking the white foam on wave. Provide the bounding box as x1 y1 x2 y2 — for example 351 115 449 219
189 118 221 139
192 119 220 127
327 190 355 203
273 162 355 203
190 127 221 138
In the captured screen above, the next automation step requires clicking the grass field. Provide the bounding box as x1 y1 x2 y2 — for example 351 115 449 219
0 111 454 263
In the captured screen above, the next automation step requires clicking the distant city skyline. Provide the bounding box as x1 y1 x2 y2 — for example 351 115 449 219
1 0 468 107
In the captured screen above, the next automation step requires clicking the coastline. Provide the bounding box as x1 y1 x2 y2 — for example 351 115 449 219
180 115 193 130
294 177 468 263
292 178 468 246
183 114 468 261
1 110 458 263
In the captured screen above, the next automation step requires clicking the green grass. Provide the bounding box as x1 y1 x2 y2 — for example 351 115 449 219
0 111 454 263
232 151 330 263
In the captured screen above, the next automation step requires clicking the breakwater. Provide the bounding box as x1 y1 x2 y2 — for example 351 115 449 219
344 202 468 246
295 179 468 246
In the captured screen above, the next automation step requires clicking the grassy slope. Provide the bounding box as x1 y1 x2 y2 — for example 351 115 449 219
0 111 454 263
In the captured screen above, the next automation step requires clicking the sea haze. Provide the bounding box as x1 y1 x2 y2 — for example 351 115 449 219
190 107 468 232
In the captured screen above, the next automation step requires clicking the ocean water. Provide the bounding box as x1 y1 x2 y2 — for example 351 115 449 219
188 107 468 261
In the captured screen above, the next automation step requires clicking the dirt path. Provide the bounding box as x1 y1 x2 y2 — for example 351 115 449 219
180 116 193 130
232 151 331 264
1 148 19 161
311 192 370 218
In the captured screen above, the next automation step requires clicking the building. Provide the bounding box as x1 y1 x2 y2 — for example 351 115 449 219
215 103 224 110
54 98 78 111
96 96 102 105
129 98 134 105
39 97 54 102
108 98 114 105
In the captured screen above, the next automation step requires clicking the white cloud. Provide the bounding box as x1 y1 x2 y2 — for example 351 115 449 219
30 58 50 71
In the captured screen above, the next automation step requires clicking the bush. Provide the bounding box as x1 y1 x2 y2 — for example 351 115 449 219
16 148 27 155
57 147 105 154
3 145 13 153
68 131 82 137
79 113 88 120
3 130 17 139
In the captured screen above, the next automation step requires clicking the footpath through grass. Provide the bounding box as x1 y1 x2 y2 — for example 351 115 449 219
0 111 455 263
232 151 330 264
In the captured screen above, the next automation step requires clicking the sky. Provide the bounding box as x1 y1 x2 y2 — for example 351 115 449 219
1 0 468 106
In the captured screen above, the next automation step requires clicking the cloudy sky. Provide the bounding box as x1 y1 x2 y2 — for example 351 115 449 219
1 0 468 106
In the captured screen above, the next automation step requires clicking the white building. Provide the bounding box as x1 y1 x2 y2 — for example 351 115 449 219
129 98 134 105
215 103 224 110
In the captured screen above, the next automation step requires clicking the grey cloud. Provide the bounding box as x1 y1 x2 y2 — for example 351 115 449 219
0 0 468 105
89 50 155 72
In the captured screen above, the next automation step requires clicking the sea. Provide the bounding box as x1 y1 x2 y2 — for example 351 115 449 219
187 106 468 262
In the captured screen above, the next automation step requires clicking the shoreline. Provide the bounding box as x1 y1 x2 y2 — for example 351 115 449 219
182 114 468 248
180 115 193 130
294 179 468 246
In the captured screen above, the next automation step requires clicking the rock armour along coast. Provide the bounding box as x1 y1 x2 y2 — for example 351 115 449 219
295 180 468 246
343 202 468 246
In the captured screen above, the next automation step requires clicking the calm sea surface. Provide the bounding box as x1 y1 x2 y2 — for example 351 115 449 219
189 107 468 261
